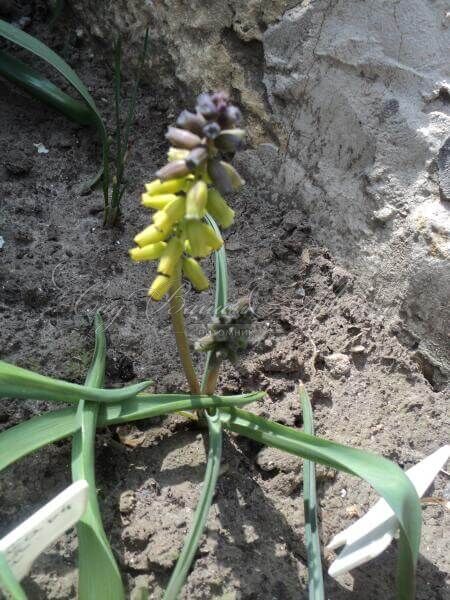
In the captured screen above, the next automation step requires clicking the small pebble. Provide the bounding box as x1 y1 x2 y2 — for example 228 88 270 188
373 205 395 224
350 345 366 354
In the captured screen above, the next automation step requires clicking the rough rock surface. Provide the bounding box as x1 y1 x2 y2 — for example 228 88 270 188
70 0 450 378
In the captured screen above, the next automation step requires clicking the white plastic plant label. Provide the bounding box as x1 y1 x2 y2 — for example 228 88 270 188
327 445 450 577
0 480 88 581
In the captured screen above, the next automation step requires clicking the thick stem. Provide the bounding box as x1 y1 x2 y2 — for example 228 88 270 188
202 362 220 396
169 266 201 395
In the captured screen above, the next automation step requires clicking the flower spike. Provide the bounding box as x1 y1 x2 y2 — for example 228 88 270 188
130 91 245 300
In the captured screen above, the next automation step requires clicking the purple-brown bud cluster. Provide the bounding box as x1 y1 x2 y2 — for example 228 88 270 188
156 91 245 195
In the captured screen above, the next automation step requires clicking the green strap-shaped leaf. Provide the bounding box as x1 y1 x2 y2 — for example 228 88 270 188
0 360 150 404
0 50 93 125
300 385 324 600
0 552 27 600
0 407 77 472
0 18 108 194
219 407 421 600
164 411 223 599
0 392 264 472
71 314 124 599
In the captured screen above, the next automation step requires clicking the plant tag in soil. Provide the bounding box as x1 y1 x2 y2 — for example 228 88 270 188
0 480 88 580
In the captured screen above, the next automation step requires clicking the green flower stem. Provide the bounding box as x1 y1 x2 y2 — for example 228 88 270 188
201 360 220 396
169 264 200 395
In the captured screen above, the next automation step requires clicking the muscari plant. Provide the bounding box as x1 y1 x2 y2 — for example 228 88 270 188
0 92 422 600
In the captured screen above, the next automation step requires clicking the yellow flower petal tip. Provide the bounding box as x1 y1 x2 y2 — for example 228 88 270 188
129 242 167 262
163 195 186 223
182 257 209 291
206 189 235 228
134 225 168 247
141 193 177 210
167 147 190 162
148 274 172 301
145 177 186 196
185 180 208 220
157 237 184 276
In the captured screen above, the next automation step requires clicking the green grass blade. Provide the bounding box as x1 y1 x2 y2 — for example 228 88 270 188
119 29 149 179
164 411 223 599
0 50 93 125
0 18 108 195
0 552 26 600
0 392 264 471
300 385 324 600
0 360 150 404
71 313 124 599
219 407 421 600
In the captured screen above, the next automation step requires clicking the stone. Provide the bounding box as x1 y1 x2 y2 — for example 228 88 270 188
437 137 450 201
373 205 395 224
325 353 351 378
119 490 136 513
70 0 450 373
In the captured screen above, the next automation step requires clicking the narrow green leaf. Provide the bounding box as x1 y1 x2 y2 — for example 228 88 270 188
99 391 264 426
0 552 26 600
0 50 93 125
109 29 149 222
0 392 264 471
0 360 150 404
300 385 324 600
205 215 228 314
164 411 223 599
0 408 77 472
0 18 108 194
71 313 124 599
202 215 228 391
219 407 421 600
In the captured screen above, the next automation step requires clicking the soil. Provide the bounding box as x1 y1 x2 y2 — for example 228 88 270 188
0 3 448 600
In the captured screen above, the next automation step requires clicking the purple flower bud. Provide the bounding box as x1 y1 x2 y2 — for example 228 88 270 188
165 126 202 149
176 110 206 136
218 105 242 128
207 159 233 194
203 122 221 139
211 91 230 112
214 129 246 153
185 146 208 169
156 160 191 181
196 92 218 119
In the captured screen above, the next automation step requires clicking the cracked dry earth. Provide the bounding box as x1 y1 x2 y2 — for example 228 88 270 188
0 6 449 600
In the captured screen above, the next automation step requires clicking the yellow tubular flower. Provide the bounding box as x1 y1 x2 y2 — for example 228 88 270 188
134 224 169 247
148 274 172 301
158 237 184 276
145 178 186 196
163 195 186 224
206 189 235 228
168 147 190 162
185 180 208 220
152 210 172 231
185 221 213 257
141 193 177 209
129 241 167 262
182 257 209 291
199 222 223 251
220 161 245 189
